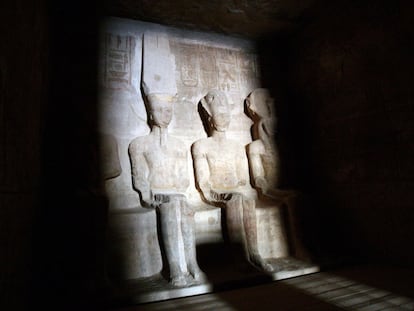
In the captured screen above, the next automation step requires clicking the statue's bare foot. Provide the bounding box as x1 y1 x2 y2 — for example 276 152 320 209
249 253 275 273
170 274 188 287
191 269 207 284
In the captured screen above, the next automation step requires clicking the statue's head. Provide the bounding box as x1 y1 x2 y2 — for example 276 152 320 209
200 90 231 132
246 88 275 119
246 88 278 138
147 93 174 128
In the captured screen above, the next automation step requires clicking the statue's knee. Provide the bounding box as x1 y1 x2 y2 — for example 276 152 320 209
181 202 194 217
158 202 175 216
242 198 255 209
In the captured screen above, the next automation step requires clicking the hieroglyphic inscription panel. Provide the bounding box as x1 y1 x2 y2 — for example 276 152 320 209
178 43 199 87
217 49 239 93
237 52 260 93
104 34 135 89
170 40 260 107
199 46 218 90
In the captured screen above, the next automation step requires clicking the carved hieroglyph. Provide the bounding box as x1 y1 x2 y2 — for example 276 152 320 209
128 33 204 287
170 40 260 119
192 90 274 272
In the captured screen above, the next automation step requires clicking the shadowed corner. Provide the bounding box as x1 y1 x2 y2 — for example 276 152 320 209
28 0 109 309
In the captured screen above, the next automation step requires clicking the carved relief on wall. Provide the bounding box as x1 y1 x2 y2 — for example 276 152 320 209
199 46 218 89
217 49 239 93
170 40 260 104
99 32 147 140
237 52 260 94
178 43 199 87
103 34 135 90
99 20 316 291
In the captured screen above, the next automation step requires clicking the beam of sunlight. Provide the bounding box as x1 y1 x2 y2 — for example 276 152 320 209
282 272 414 310
118 293 237 311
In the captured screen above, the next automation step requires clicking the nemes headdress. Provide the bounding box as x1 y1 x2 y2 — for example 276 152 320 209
246 88 273 118
200 90 231 116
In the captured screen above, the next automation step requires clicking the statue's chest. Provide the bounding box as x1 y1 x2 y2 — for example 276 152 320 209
206 144 239 169
144 145 186 165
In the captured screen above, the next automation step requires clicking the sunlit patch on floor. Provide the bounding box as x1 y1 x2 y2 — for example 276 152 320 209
282 272 414 310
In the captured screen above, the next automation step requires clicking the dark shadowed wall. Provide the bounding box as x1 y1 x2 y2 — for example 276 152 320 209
1 1 106 310
261 0 414 265
1 0 48 309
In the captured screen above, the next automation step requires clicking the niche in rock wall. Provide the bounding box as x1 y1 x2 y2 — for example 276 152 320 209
98 17 317 304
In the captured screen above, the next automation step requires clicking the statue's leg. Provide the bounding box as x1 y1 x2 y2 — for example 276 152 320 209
225 193 252 269
180 199 206 283
266 189 311 260
242 197 274 272
283 192 312 261
225 194 245 245
158 201 188 286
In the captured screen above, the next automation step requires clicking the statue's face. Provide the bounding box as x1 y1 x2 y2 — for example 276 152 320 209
149 98 173 128
211 111 231 132
205 92 231 131
249 91 273 118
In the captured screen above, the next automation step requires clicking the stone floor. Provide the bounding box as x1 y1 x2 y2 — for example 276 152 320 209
106 256 318 306
110 264 414 310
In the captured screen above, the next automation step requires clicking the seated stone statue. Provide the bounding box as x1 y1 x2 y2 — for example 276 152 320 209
246 88 310 260
128 93 204 286
192 90 274 272
245 88 281 197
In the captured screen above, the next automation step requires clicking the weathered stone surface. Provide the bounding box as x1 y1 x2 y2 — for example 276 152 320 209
192 90 274 272
246 88 280 193
99 18 261 214
194 208 223 244
99 18 308 287
129 89 204 286
104 0 317 38
142 33 177 95
280 0 414 264
107 209 162 279
256 205 289 258
100 134 122 179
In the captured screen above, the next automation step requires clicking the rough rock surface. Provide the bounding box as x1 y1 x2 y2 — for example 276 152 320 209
104 0 317 38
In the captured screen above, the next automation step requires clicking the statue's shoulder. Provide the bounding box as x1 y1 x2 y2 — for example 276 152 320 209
192 137 211 154
129 135 150 152
248 139 265 153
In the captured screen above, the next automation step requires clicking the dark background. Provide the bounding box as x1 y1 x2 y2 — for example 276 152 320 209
259 0 414 266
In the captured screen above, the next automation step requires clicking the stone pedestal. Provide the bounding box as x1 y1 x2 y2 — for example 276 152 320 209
107 209 162 280
257 203 289 259
194 208 223 244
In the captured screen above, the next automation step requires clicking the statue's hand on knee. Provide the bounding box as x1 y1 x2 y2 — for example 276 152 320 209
153 193 171 205
255 176 269 195
140 189 156 208
210 190 232 203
